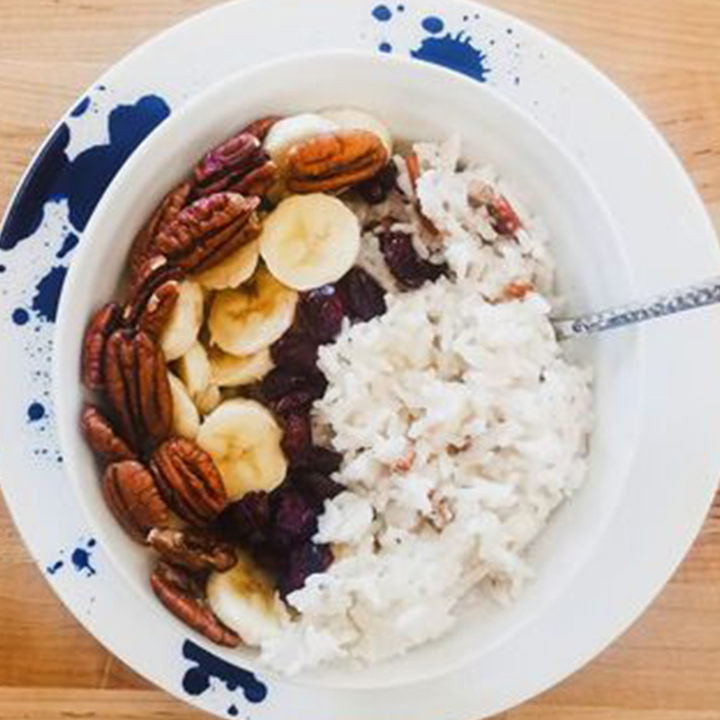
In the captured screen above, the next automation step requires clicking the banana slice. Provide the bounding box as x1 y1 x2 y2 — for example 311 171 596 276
319 107 393 155
167 372 200 440
159 280 204 362
192 240 260 291
207 552 288 647
197 398 287 500
196 384 222 416
259 194 360 291
176 341 212 400
208 266 298 356
264 113 339 167
209 347 274 388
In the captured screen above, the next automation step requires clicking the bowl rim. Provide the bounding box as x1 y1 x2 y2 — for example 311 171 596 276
53 47 635 690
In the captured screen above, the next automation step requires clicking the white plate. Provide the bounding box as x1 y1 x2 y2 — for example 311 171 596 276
1 1 719 718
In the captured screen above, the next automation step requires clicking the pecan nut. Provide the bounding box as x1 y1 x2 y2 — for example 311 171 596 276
129 182 192 281
154 192 261 274
81 303 121 391
104 330 173 450
81 405 136 463
193 132 278 199
103 461 170 542
241 115 282 141
151 437 228 526
148 527 237 573
150 561 240 647
286 129 389 194
123 255 184 334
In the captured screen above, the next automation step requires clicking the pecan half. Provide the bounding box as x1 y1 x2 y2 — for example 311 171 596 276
241 115 282 141
81 405 136 463
129 182 192 281
148 527 237 573
123 255 184 334
104 330 173 451
150 561 240 647
154 193 261 274
193 132 278 199
286 130 389 194
81 303 121 391
103 461 170 542
151 437 228 526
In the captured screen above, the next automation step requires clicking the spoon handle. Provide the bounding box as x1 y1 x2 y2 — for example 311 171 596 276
553 277 720 341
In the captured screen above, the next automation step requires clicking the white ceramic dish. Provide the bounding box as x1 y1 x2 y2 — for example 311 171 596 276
1 1 719 717
54 50 639 690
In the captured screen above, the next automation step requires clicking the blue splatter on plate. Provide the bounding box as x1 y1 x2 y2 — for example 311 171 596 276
1 1 718 718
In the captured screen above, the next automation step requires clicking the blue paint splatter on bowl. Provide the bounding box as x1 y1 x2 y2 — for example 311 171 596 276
47 560 64 575
182 640 267 704
372 4 392 21
421 16 445 34
56 232 79 260
12 308 29 325
0 95 171 251
228 706 239 717
71 97 91 118
31 266 67 322
71 539 97 577
27 402 45 422
379 41 393 53
411 28 490 83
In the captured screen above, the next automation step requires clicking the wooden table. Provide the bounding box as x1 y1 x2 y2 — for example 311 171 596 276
1 0 719 717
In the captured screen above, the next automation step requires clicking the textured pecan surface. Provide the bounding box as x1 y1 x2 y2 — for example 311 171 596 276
81 303 121 391
193 132 277 199
286 130 389 193
81 406 136 463
150 561 240 647
154 192 261 274
102 461 170 542
104 330 173 450
123 255 183 333
129 182 192 280
240 115 282 141
151 437 228 526
148 527 237 573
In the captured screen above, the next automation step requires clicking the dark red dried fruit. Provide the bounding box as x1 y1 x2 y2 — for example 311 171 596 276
291 469 344 509
299 285 346 344
270 330 319 375
338 267 387 322
355 160 399 205
488 195 521 236
270 489 318 548
279 542 334 597
218 492 271 547
280 413 313 466
302 446 343 475
379 231 448 289
261 368 327 403
272 390 316 416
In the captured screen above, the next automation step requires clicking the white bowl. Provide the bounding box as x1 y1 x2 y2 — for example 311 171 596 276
53 50 641 690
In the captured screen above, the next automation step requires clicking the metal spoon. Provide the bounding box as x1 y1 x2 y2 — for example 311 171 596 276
552 277 720 341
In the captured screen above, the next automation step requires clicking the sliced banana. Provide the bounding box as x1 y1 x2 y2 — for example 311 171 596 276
209 347 274 388
264 113 339 167
197 398 287 500
196 384 222 416
174 341 223 419
319 107 393 155
207 552 288 647
192 240 260 291
208 266 298 356
159 280 204 362
259 194 360 291
167 372 201 440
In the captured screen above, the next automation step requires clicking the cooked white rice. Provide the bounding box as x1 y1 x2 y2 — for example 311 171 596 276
260 138 594 674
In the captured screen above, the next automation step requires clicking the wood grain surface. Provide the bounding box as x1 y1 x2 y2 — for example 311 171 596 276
1 0 719 718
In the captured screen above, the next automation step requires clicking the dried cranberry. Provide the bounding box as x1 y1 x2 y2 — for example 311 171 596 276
271 330 319 375
272 390 316 416
279 542 334 597
379 231 447 289
262 368 327 403
270 489 318 548
291 469 344 508
356 162 399 205
218 492 271 547
488 196 521 236
280 413 313 465
302 446 343 475
339 267 387 321
299 285 346 344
